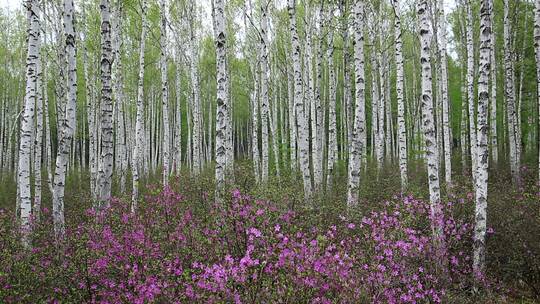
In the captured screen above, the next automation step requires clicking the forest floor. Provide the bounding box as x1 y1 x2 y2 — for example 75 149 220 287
0 156 539 303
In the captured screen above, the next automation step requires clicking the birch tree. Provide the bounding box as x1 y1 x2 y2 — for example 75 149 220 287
392 0 408 191
326 5 337 190
214 0 227 195
52 0 77 238
18 0 40 240
473 0 492 280
418 0 443 238
503 0 521 186
132 0 148 210
160 0 170 186
465 0 478 183
288 0 312 199
97 0 114 206
260 1 269 183
347 0 365 207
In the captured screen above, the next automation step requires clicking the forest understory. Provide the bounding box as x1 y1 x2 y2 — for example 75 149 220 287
1 156 539 303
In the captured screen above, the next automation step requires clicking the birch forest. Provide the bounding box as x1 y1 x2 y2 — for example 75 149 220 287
0 0 539 302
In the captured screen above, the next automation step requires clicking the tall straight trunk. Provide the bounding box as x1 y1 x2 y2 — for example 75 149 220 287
97 0 113 206
418 0 443 238
214 0 227 194
473 0 492 280
251 83 260 183
313 4 324 190
260 2 269 183
465 0 478 184
34 32 44 220
437 1 452 188
535 0 540 183
19 0 40 240
132 0 147 210
347 0 365 207
287 68 296 170
392 0 408 190
288 0 312 198
270 76 281 178
326 6 337 191
174 64 182 174
160 0 170 186
340 0 352 160
503 0 521 186
53 0 77 239
112 3 126 193
189 11 202 175
490 3 498 165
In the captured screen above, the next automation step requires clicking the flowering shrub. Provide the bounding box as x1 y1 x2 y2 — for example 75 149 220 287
0 187 480 303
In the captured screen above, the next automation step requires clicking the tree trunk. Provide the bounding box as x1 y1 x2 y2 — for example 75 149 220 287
19 0 40 242
52 0 77 239
214 0 227 195
392 0 408 191
97 0 114 206
160 0 170 186
132 0 148 211
418 0 443 239
347 0 366 207
503 0 521 186
288 0 312 199
473 0 492 281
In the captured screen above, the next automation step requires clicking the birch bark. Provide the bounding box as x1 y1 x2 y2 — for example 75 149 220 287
97 0 114 206
52 0 77 238
19 0 40 239
347 0 365 207
473 0 492 280
288 0 312 198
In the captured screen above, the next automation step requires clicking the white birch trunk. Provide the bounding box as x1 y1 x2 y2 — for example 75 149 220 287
214 0 227 194
438 2 452 188
19 0 40 240
52 0 77 238
160 0 170 186
465 0 478 184
418 0 443 238
97 0 114 206
347 0 365 207
189 10 202 175
132 0 148 210
503 0 521 186
260 2 270 183
393 0 408 191
326 6 337 191
490 3 498 165
473 0 492 279
288 0 312 198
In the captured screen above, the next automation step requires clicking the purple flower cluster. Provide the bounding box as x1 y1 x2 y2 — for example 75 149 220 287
0 187 480 303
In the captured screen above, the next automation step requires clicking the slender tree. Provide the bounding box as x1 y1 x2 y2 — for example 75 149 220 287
97 0 113 206
473 0 492 280
347 0 365 207
288 0 312 199
18 0 41 241
52 0 77 238
392 0 408 191
160 0 170 186
418 0 443 239
214 0 227 195
132 0 148 210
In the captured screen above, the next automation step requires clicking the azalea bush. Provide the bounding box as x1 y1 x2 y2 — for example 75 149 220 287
0 184 486 304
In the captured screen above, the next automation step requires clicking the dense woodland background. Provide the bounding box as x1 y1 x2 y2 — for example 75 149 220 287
0 0 539 302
